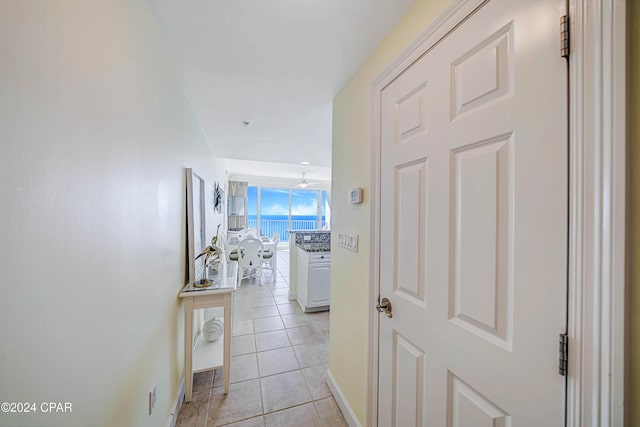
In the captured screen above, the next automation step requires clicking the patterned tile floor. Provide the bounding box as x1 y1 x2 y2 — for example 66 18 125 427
176 250 347 427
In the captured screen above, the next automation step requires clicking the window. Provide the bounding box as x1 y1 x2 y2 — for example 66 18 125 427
247 186 330 242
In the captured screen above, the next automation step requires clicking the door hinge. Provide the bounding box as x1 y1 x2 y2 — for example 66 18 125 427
560 15 570 58
559 333 568 376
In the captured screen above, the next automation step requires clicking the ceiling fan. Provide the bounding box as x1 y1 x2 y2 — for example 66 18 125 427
297 172 309 189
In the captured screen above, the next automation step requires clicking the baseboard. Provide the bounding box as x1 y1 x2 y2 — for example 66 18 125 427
166 379 185 427
288 292 297 300
326 369 362 427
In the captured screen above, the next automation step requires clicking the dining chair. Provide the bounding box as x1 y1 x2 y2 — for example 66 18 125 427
219 234 238 261
261 232 279 278
238 237 264 285
237 228 256 240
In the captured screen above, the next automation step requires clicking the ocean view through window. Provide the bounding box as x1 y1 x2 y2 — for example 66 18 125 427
247 186 330 242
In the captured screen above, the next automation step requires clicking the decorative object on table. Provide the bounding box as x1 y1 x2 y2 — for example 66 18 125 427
214 182 224 213
194 244 223 288
211 224 221 246
207 260 221 278
202 317 224 342
208 225 223 275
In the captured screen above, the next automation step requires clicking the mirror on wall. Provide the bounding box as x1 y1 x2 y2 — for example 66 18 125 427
185 168 206 285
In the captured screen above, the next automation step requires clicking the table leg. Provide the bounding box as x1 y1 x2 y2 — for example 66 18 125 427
184 298 194 402
223 294 232 394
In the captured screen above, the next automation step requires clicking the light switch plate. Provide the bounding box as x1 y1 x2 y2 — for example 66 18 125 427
337 232 358 252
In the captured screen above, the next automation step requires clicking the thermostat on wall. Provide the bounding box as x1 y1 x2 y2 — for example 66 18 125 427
349 187 363 204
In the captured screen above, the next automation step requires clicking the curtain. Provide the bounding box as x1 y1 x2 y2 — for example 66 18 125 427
228 181 248 197
227 181 248 230
324 190 331 229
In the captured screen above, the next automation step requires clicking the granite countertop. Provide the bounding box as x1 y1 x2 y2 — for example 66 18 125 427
296 242 331 252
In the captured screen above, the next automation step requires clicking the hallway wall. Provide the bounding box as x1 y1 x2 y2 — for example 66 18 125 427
329 0 448 424
0 1 226 426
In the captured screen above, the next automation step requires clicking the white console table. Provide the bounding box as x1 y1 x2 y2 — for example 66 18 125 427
178 262 238 402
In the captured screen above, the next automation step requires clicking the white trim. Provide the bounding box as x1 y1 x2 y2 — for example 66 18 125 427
371 0 486 88
566 1 627 426
368 0 627 426
166 379 185 427
327 369 362 427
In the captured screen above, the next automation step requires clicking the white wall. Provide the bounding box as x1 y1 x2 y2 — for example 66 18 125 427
0 1 226 426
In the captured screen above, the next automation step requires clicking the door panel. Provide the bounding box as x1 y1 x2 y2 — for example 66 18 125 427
451 22 513 119
378 0 567 425
395 159 428 306
449 373 510 427
450 134 512 348
393 332 427 426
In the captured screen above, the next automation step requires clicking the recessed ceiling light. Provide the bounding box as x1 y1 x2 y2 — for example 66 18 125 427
299 161 311 165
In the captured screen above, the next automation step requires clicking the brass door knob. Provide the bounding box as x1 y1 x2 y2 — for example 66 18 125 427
376 297 393 318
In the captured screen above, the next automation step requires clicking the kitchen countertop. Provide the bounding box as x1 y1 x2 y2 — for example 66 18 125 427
296 243 331 252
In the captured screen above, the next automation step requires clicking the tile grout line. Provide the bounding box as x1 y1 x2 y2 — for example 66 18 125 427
215 394 336 427
187 250 340 426
205 383 212 427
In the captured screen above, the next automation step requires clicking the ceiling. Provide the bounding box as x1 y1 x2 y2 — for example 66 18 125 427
147 0 415 181
225 159 332 189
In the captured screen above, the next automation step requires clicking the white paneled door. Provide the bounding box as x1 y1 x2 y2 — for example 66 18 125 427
377 0 568 425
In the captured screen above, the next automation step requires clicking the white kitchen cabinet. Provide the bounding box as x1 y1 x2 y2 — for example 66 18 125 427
296 249 330 312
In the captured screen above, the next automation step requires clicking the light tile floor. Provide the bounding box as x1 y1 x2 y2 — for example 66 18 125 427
176 250 347 427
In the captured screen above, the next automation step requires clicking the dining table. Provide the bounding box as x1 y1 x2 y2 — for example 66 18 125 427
225 235 277 254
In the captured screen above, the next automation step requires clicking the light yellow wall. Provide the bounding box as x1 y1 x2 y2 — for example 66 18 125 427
629 0 639 424
0 1 226 426
329 1 449 424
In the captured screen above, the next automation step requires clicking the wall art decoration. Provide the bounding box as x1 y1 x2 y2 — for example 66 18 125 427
214 182 224 214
